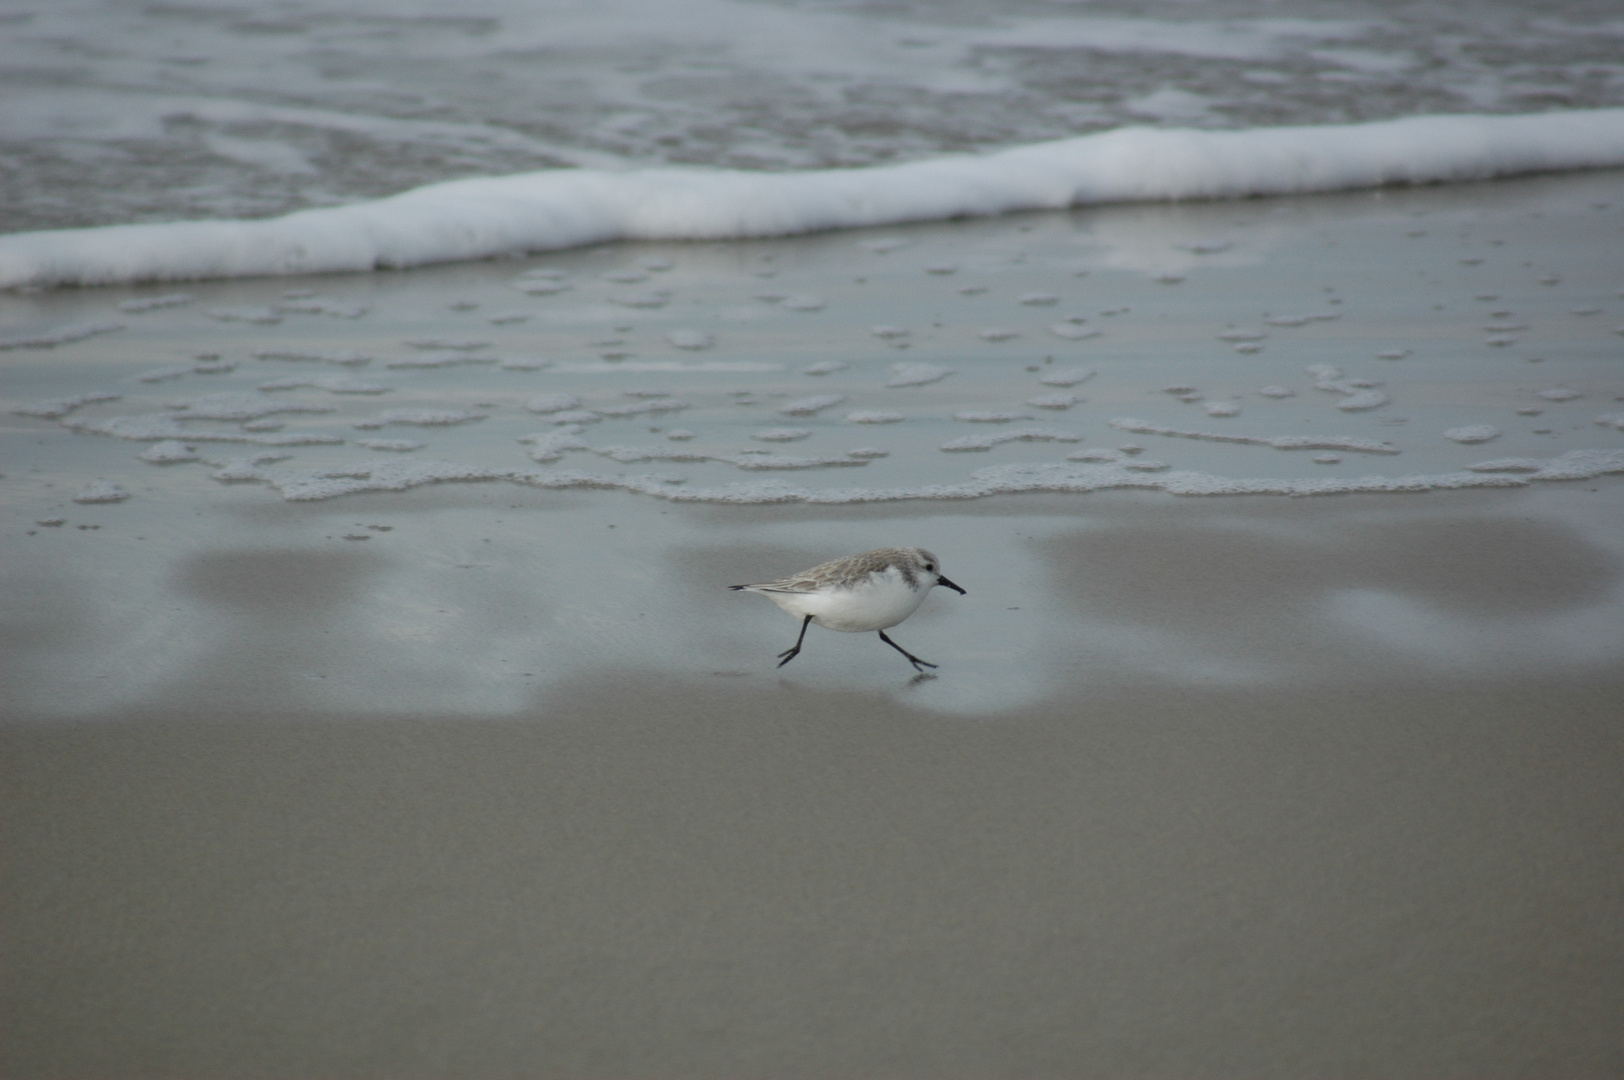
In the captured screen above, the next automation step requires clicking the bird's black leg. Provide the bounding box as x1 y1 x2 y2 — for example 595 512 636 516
777 614 814 668
877 629 937 671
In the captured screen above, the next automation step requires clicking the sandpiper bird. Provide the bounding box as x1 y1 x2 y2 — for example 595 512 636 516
730 547 966 671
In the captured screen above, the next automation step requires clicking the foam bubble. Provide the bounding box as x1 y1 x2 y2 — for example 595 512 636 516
887 362 952 387
1027 392 1079 410
847 410 905 424
1444 425 1501 443
780 394 846 416
752 427 814 442
139 440 198 464
1039 369 1095 387
1538 387 1583 401
780 294 826 311
980 328 1020 341
72 480 129 503
803 360 849 376
1202 400 1242 417
1308 364 1390 411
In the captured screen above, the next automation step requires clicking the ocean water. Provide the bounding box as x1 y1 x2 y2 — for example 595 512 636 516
4 0 1624 234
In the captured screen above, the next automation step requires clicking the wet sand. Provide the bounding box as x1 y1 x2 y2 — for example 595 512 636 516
6 483 1624 1076
5 169 1624 1074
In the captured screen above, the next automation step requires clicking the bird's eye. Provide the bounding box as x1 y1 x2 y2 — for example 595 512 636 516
925 563 934 571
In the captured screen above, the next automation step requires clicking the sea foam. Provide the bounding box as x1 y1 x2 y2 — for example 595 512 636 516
5 110 1624 288
212 449 1624 504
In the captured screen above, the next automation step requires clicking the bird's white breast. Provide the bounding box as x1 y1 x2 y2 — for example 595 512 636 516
766 566 928 632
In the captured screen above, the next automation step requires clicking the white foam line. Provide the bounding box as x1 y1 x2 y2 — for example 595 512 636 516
228 449 1623 503
7 110 1624 287
1109 417 1400 453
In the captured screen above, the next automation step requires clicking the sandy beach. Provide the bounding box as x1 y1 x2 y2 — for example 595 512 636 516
4 167 1624 1074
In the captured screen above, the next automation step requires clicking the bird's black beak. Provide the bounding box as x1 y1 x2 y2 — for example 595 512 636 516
936 575 966 595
